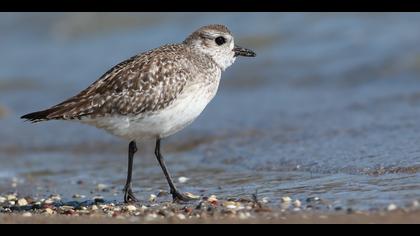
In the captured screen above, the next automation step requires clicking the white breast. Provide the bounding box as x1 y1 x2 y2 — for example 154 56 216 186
82 80 220 141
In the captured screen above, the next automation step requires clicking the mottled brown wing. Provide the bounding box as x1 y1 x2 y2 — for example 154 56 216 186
22 47 190 122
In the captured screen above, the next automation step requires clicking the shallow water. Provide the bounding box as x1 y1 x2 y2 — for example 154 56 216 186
1 13 420 211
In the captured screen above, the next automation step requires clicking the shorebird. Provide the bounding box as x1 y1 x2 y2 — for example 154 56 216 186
21 24 256 203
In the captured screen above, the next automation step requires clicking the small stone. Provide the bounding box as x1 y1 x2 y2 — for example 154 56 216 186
91 205 99 211
149 194 157 202
60 206 75 211
207 195 218 204
6 194 17 201
306 197 320 203
261 197 270 204
17 198 28 206
44 199 54 205
184 192 200 200
293 200 302 208
238 212 251 220
72 194 86 199
144 213 158 221
43 208 54 215
412 200 419 208
281 196 292 203
96 184 108 191
387 204 398 211
49 194 61 201
22 212 32 217
0 196 6 203
178 177 189 184
125 205 137 211
223 201 240 209
176 214 186 220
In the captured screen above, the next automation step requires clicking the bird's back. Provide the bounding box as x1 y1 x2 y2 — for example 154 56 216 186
22 43 220 124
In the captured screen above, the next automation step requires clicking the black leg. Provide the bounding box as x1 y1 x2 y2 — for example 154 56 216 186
123 141 138 203
154 138 197 202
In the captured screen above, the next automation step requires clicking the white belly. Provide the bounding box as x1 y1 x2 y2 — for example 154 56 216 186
81 82 219 141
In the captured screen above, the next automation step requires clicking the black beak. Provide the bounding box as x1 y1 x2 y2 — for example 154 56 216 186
233 45 256 57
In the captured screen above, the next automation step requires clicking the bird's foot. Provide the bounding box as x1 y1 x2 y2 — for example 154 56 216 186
171 190 200 203
123 186 138 203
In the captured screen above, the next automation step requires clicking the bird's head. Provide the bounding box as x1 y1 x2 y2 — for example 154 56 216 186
184 24 256 71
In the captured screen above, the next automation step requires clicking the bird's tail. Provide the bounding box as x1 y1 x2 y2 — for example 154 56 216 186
21 108 58 123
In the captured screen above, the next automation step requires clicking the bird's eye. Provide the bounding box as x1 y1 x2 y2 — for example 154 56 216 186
215 36 226 46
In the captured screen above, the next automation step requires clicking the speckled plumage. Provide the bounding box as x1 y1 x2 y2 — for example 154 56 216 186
22 24 253 140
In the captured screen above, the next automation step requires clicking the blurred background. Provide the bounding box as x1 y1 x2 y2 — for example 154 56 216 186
1 13 420 211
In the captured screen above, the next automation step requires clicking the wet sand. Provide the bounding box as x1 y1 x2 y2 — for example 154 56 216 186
2 210 420 224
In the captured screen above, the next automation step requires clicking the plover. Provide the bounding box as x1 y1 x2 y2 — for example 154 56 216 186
21 24 256 203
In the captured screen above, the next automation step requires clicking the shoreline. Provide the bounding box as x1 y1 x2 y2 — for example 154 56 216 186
1 210 419 224
1 192 419 224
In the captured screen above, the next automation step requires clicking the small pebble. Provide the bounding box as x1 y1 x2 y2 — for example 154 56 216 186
207 195 218 204
72 194 86 199
17 198 28 206
176 214 186 220
281 196 292 203
293 200 302 208
91 205 99 211
96 184 108 191
178 177 189 184
44 199 54 205
0 196 6 203
145 213 158 221
306 197 320 203
60 206 74 211
261 197 270 204
184 192 200 199
49 194 61 201
22 212 32 217
238 212 251 220
43 208 54 215
223 201 238 209
6 194 17 201
125 205 137 212
387 204 398 211
149 194 157 202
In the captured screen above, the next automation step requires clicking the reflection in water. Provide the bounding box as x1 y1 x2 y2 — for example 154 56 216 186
1 13 420 211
